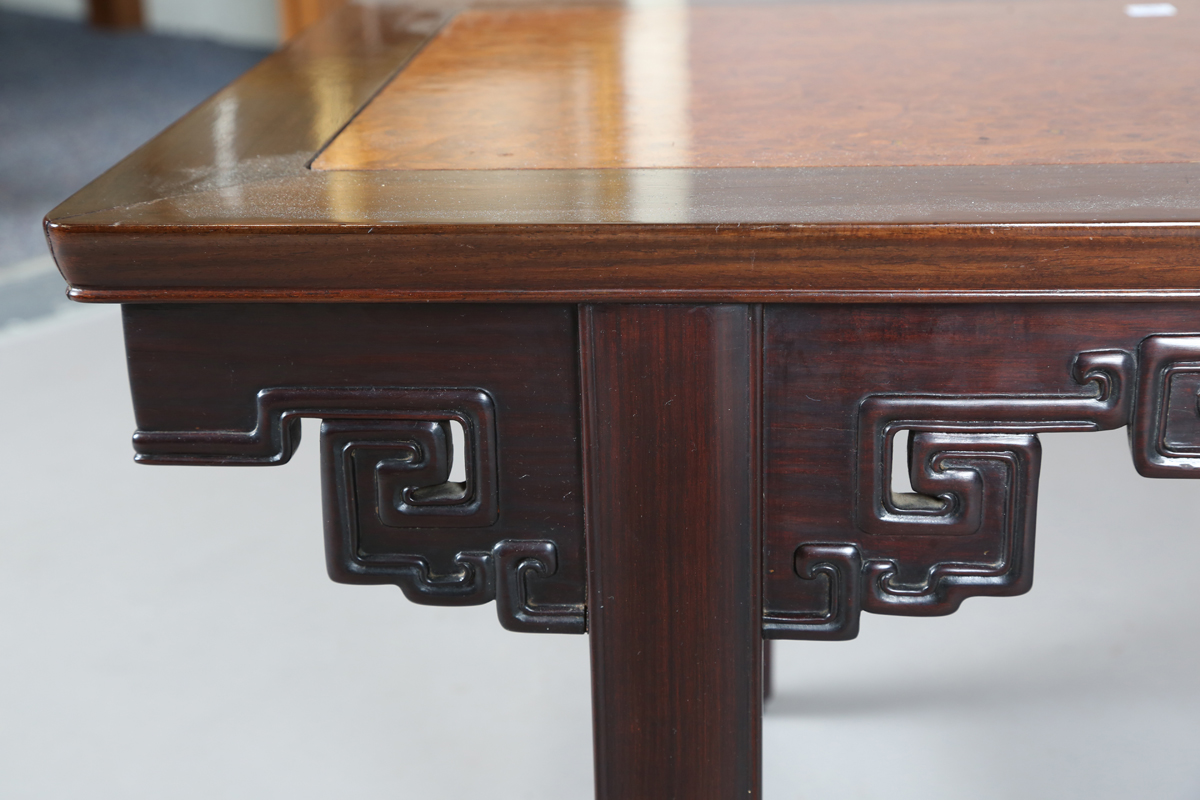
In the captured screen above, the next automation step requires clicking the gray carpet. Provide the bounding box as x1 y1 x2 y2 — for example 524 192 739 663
0 10 268 326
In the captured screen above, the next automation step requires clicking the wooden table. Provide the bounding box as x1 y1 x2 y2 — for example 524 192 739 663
46 1 1200 796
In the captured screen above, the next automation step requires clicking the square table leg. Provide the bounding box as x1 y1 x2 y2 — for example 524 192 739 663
581 304 763 799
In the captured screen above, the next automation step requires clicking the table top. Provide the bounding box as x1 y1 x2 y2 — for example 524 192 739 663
46 0 1200 303
316 3 1200 171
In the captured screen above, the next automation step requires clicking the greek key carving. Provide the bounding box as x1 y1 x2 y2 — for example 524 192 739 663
131 386 495 466
860 432 1040 611
1132 334 1200 477
323 415 497 530
856 350 1129 609
857 348 1131 538
493 540 588 633
321 409 583 632
771 349 1135 639
763 545 863 641
130 386 584 633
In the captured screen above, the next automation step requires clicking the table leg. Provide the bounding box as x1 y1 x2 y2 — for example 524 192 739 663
764 639 773 701
581 304 763 800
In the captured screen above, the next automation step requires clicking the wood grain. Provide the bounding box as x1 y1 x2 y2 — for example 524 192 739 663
316 1 1200 171
53 2 1200 791
47 2 451 222
44 2 1200 302
51 222 1200 303
122 302 588 612
761 303 1200 631
582 304 762 799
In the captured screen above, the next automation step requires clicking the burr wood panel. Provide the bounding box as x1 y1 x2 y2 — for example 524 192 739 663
316 2 1200 171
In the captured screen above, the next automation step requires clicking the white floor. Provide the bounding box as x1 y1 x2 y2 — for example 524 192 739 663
0 307 1197 799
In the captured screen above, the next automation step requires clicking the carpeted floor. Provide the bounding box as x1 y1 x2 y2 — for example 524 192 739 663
0 10 268 328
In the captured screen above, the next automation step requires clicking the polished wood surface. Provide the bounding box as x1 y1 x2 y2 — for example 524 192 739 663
316 2 1200 171
45 2 1200 796
760 303 1200 636
582 304 762 799
43 1 1200 303
122 302 588 612
48 3 449 222
113 298 1200 794
48 220 1200 303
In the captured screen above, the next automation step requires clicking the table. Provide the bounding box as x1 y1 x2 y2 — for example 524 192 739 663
45 1 1200 796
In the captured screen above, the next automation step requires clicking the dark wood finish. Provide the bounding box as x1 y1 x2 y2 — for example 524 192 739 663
121 302 587 620
317 3 1200 170
581 304 762 800
89 0 142 28
1133 334 1200 478
43 1 1200 796
49 219 1200 304
762 304 1200 639
763 640 772 701
43 2 1200 303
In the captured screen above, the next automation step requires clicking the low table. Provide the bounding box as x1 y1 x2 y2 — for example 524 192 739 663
47 1 1200 796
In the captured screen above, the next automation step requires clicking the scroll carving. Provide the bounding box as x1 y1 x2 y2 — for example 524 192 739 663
492 540 588 633
853 351 1129 612
131 386 584 634
322 536 585 633
857 350 1131 536
321 411 584 633
771 348 1137 639
131 386 495 466
323 416 497 530
863 432 1041 611
763 545 863 640
1132 334 1200 477
774 337 1200 639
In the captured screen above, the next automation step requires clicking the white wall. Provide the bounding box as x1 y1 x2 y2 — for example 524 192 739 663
0 0 280 47
145 0 278 48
